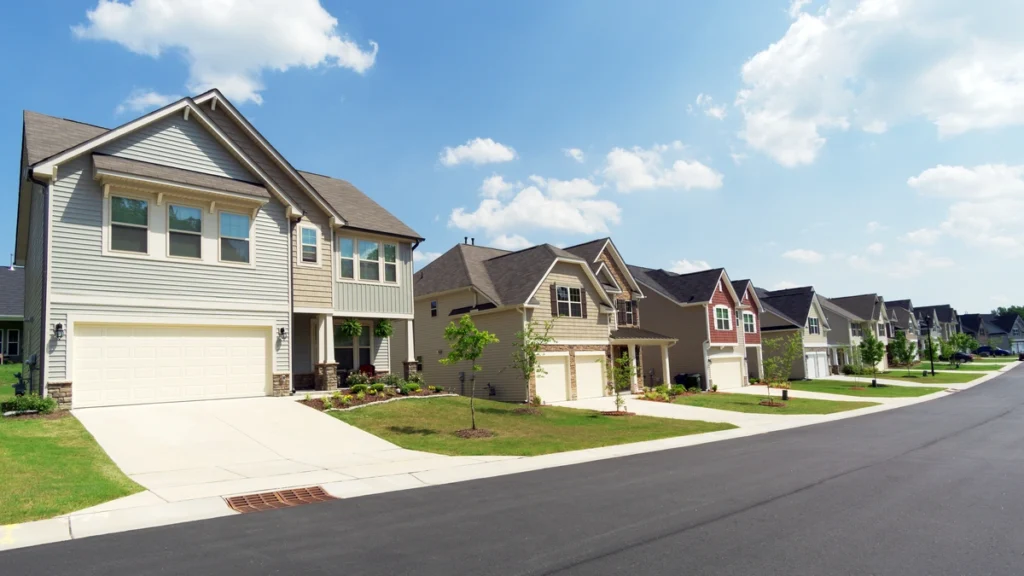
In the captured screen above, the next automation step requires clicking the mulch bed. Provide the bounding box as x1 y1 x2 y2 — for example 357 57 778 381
1 411 67 420
599 411 636 416
759 400 786 407
455 428 495 439
299 389 446 411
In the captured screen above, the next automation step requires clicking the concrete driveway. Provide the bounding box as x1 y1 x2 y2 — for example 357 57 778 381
73 397 483 503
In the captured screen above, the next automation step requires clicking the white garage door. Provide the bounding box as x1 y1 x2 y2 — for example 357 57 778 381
709 356 744 390
73 323 270 408
804 351 828 379
575 354 606 399
535 355 569 403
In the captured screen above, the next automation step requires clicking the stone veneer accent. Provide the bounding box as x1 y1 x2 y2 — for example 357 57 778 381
271 373 291 397
314 362 339 391
403 361 419 380
49 381 73 410
294 373 315 391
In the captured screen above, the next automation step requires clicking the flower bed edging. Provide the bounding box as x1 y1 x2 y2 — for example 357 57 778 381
309 393 460 413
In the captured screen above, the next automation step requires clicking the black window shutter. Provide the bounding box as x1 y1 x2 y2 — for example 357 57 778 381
581 289 588 318
550 284 558 316
631 300 638 325
617 301 625 325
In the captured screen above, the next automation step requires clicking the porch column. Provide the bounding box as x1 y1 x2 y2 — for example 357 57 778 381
314 314 338 391
627 344 638 392
660 344 671 387
403 318 419 379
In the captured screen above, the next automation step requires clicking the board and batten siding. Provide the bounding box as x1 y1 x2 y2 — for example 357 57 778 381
49 156 289 302
527 262 610 342
203 103 333 309
102 115 254 181
23 183 46 379
334 241 414 316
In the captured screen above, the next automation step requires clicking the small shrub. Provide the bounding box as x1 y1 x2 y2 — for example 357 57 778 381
379 373 404 388
668 386 685 397
531 395 542 407
407 373 426 386
654 384 669 395
367 389 377 396
346 372 370 386
349 383 369 394
686 386 699 394
748 377 758 385
841 364 856 375
322 396 335 409
406 382 421 393
303 393 312 402
770 382 791 390
356 391 366 401
711 384 718 393
341 394 354 406
1 394 58 414
370 382 386 393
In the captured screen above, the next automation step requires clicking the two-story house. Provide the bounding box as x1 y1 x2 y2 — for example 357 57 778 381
828 294 890 372
629 266 762 390
755 286 831 379
15 91 420 409
412 238 675 403
962 313 1024 353
885 299 920 361
915 305 961 342
820 296 866 370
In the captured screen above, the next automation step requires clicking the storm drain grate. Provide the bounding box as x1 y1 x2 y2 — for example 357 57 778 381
225 486 336 514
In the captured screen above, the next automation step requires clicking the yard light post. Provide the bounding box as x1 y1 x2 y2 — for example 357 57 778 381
922 319 935 377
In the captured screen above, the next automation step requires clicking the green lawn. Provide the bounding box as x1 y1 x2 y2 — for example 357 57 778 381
331 396 734 456
973 357 1019 363
0 414 142 524
789 380 946 397
880 371 983 384
674 392 878 415
906 363 1001 372
0 363 20 401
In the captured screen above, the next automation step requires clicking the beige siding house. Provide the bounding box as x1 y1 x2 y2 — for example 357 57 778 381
757 286 832 380
827 293 891 372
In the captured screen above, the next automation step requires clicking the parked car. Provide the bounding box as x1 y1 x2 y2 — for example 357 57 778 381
992 348 1012 356
974 346 993 356
952 352 974 363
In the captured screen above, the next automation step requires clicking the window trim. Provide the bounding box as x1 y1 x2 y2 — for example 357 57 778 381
217 209 252 266
807 317 820 335
556 285 583 318
624 300 634 325
5 328 19 357
297 225 320 267
333 320 376 371
165 201 204 261
336 234 401 286
430 301 438 317
714 305 732 331
108 192 151 256
742 311 756 334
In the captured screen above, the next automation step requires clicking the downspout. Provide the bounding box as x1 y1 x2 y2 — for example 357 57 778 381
287 217 295 394
29 173 49 397
702 340 711 390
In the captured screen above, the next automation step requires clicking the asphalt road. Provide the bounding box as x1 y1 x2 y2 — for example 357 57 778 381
6 367 1024 575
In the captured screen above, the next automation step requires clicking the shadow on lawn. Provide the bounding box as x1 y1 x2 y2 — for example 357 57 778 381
386 426 440 436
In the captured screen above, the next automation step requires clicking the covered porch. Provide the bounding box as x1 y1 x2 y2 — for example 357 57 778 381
611 327 676 391
292 312 415 391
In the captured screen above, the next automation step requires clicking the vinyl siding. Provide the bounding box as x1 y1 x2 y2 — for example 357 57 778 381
762 329 806 380
804 304 828 346
203 104 333 308
389 319 408 375
639 290 709 384
22 183 46 385
372 331 390 372
292 313 314 374
822 309 853 346
102 115 253 181
334 239 414 316
529 262 610 341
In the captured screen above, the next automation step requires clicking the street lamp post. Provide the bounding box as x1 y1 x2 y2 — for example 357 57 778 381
922 319 936 377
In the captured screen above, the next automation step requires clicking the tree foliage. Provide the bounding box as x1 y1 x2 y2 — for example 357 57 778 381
889 330 917 373
440 315 499 430
605 353 637 412
858 331 886 380
511 319 556 402
992 305 1024 318
946 332 979 368
762 332 804 402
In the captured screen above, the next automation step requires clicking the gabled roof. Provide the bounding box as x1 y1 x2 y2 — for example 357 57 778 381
887 299 913 312
414 242 612 309
563 238 643 297
991 313 1023 334
916 304 957 324
299 171 421 240
730 279 762 312
829 294 883 322
756 286 817 326
0 267 24 318
819 296 866 323
888 306 917 331
23 111 107 165
960 313 984 336
629 266 731 305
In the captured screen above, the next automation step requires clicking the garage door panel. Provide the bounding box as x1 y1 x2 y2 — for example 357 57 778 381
575 354 606 400
535 356 569 403
709 357 743 389
73 323 270 408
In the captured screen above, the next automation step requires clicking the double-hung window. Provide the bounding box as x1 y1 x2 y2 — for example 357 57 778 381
852 324 863 337
383 243 398 283
624 301 634 325
219 212 250 263
110 196 148 253
359 240 380 281
5 329 19 357
808 317 820 335
430 301 437 317
715 307 731 330
338 236 399 284
300 227 318 264
877 323 885 337
743 312 756 334
556 286 583 317
168 204 202 259
339 238 355 279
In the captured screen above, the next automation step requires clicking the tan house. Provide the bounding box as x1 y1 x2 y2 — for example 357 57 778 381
827 294 891 372
413 238 675 403
629 266 762 390
820 296 866 370
14 90 420 408
756 286 832 380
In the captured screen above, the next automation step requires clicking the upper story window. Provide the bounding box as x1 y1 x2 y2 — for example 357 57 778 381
714 306 731 331
743 312 756 334
110 196 148 254
168 204 202 259
219 212 250 264
556 286 583 318
338 236 400 285
877 323 885 337
852 323 863 337
624 300 634 325
300 226 318 264
808 317 820 335
430 301 437 317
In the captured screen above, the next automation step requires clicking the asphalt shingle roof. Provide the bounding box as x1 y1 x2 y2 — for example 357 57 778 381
0 267 25 318
819 296 866 323
628 266 724 305
756 286 816 327
23 111 107 165
94 154 269 199
916 304 957 324
829 294 882 322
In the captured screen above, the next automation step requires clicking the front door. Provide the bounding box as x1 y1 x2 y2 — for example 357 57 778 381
334 322 373 373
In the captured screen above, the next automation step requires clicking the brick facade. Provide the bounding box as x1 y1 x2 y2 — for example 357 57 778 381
708 278 739 344
49 381 72 410
271 373 291 397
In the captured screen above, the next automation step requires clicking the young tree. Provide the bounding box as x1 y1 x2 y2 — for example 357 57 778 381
605 353 637 413
922 336 940 363
889 330 917 373
440 315 499 431
511 319 556 403
858 331 886 383
761 332 804 402
946 332 979 368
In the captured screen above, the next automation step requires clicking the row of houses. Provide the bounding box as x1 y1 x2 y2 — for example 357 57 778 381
413 238 1019 401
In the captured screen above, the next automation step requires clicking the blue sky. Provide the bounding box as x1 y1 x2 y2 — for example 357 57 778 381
1 0 1021 313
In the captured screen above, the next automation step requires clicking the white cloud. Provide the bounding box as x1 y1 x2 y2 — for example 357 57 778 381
694 93 727 120
773 280 799 290
866 242 884 254
440 138 517 167
736 0 1024 166
602 143 724 192
480 174 514 199
847 249 954 279
865 220 882 233
413 250 442 268
449 177 620 237
668 259 712 274
115 88 181 114
74 0 377 105
730 151 748 165
901 228 940 245
787 0 812 19
907 164 1024 254
489 234 533 251
564 148 585 163
782 248 824 263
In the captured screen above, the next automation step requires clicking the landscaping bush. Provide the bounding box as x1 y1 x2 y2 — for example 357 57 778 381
654 384 669 395
668 386 685 397
346 372 370 386
356 391 366 401
530 395 542 407
349 383 369 394
686 387 699 394
407 372 426 386
370 382 386 393
379 373 405 388
1 394 58 415
841 364 856 375
341 395 354 406
711 384 718 392
406 382 421 393
397 385 411 396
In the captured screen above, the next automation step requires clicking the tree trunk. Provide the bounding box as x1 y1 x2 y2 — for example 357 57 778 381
469 370 477 430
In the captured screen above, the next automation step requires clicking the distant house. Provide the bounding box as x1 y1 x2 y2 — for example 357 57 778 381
0 266 24 364
755 286 831 380
915 305 961 341
962 313 1024 353
819 296 866 370
885 299 921 361
826 294 890 372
